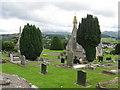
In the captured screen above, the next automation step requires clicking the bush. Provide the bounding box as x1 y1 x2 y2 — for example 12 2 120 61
2 41 15 51
50 36 64 50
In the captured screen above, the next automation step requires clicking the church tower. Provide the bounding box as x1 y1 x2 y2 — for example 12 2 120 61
72 16 78 37
66 15 86 58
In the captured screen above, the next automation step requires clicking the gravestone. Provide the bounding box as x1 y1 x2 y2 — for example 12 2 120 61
61 58 65 63
20 55 25 65
10 54 13 62
98 56 103 62
58 56 60 59
76 70 89 87
106 57 111 61
118 60 120 69
67 51 73 67
41 64 47 74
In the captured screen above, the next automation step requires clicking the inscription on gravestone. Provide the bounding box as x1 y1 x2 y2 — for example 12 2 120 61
41 64 47 74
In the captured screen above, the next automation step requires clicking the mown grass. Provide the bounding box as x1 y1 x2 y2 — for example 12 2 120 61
1 49 119 88
40 54 58 60
103 48 115 53
42 49 66 53
1 62 118 88
101 38 117 44
25 62 40 66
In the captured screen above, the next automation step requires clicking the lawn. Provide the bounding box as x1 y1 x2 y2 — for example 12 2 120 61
1 49 119 88
1 62 118 88
42 49 66 53
101 38 117 44
103 48 115 53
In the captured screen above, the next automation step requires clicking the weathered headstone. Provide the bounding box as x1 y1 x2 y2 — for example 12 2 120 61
20 55 25 65
61 58 65 63
67 51 73 67
10 54 13 62
118 60 120 69
76 70 89 87
106 57 111 61
98 56 103 62
58 56 60 59
41 64 47 74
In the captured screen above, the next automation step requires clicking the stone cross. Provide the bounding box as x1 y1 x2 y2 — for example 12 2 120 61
76 70 89 87
41 64 47 74
67 51 73 67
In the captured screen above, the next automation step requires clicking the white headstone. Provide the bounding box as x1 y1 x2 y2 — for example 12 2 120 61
10 54 13 62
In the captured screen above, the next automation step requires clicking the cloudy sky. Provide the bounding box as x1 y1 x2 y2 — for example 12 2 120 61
0 0 119 34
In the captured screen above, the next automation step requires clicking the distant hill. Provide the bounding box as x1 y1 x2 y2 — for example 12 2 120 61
42 31 71 35
0 32 116 43
102 31 118 38
0 33 19 41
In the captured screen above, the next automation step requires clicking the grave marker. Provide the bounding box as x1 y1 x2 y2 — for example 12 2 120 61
118 60 120 69
10 54 13 62
41 64 47 74
20 55 25 65
67 51 73 67
98 56 103 62
76 70 90 87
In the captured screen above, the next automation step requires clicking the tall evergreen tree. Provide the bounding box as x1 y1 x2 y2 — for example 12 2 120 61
20 23 43 60
77 14 101 62
50 36 63 50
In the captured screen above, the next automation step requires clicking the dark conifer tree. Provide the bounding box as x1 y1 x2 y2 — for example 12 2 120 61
50 36 63 50
77 14 101 62
20 23 43 60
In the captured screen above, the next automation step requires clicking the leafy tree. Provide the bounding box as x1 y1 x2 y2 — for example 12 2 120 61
2 41 15 51
11 36 18 44
115 44 120 54
20 23 43 60
50 36 64 50
77 14 101 62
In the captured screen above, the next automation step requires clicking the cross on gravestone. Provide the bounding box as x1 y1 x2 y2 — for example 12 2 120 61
76 70 89 87
41 64 47 74
67 51 73 67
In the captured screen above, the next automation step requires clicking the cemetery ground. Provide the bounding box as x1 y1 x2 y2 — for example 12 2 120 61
1 49 119 88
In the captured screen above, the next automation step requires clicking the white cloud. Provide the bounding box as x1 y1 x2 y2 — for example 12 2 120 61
0 0 119 34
